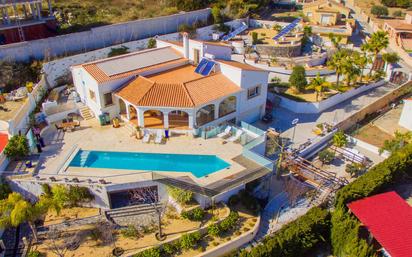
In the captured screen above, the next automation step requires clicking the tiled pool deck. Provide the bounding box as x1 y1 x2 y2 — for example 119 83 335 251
33 119 269 191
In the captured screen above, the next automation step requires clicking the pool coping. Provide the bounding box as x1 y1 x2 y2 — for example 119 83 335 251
58 148 246 187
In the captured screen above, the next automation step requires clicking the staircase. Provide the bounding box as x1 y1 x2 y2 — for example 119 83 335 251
105 203 162 226
78 103 94 120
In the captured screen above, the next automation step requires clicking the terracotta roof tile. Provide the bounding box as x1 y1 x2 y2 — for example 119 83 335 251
116 68 241 108
385 20 412 31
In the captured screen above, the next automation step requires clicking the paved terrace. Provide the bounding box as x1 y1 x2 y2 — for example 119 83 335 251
28 119 270 195
254 83 401 147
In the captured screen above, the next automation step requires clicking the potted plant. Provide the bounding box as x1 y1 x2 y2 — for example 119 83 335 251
135 126 142 139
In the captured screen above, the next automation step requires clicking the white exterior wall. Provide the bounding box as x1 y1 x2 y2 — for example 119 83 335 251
399 99 412 131
188 40 204 61
204 44 232 60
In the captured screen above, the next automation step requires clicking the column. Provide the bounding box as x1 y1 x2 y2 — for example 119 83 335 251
22 4 28 18
163 111 169 129
214 103 219 121
138 109 145 127
30 3 36 19
47 0 53 16
188 113 194 129
36 3 41 19
125 104 131 120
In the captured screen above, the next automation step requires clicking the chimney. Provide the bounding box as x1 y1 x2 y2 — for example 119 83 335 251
182 32 189 59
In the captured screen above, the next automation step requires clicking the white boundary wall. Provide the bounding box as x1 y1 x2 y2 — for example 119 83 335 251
42 19 244 87
0 8 211 62
269 80 385 114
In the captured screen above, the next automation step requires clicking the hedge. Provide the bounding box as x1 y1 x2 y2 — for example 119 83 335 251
181 207 205 221
237 207 330 257
331 143 412 257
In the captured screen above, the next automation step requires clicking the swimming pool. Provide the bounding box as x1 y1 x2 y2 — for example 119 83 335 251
68 150 230 178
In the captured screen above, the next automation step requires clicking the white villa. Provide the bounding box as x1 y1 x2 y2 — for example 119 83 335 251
71 33 269 133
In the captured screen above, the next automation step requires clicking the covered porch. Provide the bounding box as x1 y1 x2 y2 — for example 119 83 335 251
116 93 238 131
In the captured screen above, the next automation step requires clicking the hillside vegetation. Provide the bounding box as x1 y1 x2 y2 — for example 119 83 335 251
51 0 271 33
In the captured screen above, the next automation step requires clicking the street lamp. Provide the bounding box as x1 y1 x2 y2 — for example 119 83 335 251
291 118 299 144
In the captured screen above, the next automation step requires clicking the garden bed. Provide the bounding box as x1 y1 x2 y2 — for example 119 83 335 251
32 205 229 257
43 207 100 226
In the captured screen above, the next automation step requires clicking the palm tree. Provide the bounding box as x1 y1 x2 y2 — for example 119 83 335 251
382 52 400 72
0 193 44 242
342 57 361 87
367 31 389 75
328 33 343 49
327 50 347 89
307 73 331 101
356 45 371 83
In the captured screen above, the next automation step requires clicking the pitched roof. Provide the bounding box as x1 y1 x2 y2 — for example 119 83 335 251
0 133 8 153
79 47 187 83
116 65 241 108
385 20 412 31
347 191 412 257
217 60 267 72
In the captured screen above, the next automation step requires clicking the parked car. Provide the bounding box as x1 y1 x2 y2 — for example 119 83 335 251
262 113 273 123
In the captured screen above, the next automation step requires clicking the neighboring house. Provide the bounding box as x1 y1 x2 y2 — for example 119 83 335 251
384 12 412 51
71 33 269 132
303 0 353 45
303 0 350 26
347 191 412 257
399 98 412 131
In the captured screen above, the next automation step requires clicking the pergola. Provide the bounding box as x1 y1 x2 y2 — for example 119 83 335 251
0 0 52 25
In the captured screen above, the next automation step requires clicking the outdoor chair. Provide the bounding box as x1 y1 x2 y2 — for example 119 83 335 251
217 126 232 138
227 129 244 142
142 130 151 143
155 130 163 144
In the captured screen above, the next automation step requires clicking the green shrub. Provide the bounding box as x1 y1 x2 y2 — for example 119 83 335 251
318 149 335 165
28 251 43 257
238 207 331 257
4 135 29 160
0 182 11 200
162 242 178 256
371 5 388 17
107 46 129 57
228 194 240 206
167 186 193 205
67 185 94 206
207 223 221 237
147 38 156 49
180 231 201 250
345 163 365 178
289 65 307 92
251 32 258 45
121 225 139 239
133 247 161 257
181 207 205 221
333 130 348 147
41 184 52 197
220 211 239 232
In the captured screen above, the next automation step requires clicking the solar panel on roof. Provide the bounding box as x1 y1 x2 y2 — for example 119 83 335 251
272 18 301 41
222 22 248 41
195 58 208 74
200 60 215 76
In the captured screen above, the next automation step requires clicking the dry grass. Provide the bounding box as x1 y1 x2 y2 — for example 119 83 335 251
354 123 394 148
43 207 100 226
35 205 229 257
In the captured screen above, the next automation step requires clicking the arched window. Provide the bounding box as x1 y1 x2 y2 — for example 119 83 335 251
219 96 237 118
196 104 215 126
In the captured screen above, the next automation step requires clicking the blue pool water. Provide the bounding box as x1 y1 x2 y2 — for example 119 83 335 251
69 150 230 178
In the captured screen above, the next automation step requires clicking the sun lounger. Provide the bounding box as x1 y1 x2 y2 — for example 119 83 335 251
142 131 151 143
217 126 232 138
155 130 163 144
227 129 244 142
